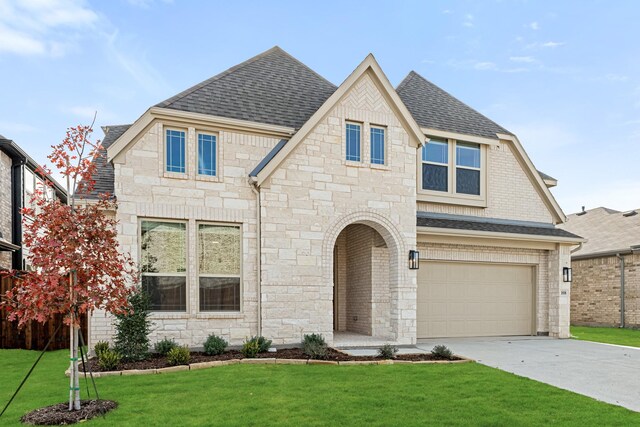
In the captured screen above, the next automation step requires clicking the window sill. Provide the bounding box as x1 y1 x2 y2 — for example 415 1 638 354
149 313 189 320
195 313 244 320
345 160 366 168
370 163 390 171
163 171 188 180
195 174 220 183
417 192 487 208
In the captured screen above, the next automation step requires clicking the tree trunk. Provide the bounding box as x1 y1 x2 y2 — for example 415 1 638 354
73 325 80 410
68 322 74 411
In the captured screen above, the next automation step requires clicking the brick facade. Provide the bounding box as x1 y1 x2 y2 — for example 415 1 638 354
0 150 12 269
571 254 640 328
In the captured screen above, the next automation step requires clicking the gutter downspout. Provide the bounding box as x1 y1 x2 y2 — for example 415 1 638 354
250 178 262 336
10 160 24 270
615 253 625 328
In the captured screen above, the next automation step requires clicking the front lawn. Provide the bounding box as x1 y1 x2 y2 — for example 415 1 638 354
1 349 639 426
571 325 640 348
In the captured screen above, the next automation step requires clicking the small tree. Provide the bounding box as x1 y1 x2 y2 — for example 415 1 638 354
0 122 137 411
114 290 152 361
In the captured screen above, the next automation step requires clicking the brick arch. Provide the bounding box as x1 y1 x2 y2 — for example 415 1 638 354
323 210 407 340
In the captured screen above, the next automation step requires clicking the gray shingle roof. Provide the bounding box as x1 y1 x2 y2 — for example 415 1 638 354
558 207 640 258
155 46 337 130
396 71 511 139
417 212 581 239
78 124 130 199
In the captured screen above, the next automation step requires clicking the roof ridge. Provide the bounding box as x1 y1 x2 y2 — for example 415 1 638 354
274 47 337 89
401 70 512 135
395 70 418 93
155 46 286 109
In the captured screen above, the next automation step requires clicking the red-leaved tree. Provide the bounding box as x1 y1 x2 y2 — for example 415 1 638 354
1 123 136 411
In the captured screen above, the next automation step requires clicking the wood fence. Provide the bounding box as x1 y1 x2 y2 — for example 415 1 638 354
0 275 87 350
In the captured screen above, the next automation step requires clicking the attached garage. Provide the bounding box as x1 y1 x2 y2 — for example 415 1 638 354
417 261 535 338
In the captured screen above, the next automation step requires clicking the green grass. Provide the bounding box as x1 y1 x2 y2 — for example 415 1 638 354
1 350 639 426
571 325 640 348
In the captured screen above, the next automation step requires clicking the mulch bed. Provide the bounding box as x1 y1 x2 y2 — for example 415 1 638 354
81 348 461 372
21 400 117 425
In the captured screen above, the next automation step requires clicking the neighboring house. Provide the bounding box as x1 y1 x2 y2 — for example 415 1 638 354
559 207 640 328
87 47 582 348
0 135 68 271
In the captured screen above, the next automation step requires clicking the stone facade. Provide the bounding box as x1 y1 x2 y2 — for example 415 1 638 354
0 150 13 269
571 254 640 328
91 64 573 347
91 122 281 346
259 72 418 345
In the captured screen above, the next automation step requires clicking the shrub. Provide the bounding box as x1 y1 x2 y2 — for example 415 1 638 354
167 345 191 366
377 344 398 359
94 341 110 358
113 289 153 362
241 339 262 358
154 338 178 356
98 349 121 371
431 345 454 360
303 334 328 359
204 334 228 356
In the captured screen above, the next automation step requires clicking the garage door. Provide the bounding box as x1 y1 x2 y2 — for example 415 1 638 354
417 261 534 338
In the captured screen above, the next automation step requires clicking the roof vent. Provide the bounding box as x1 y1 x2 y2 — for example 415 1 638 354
576 206 587 216
623 210 638 217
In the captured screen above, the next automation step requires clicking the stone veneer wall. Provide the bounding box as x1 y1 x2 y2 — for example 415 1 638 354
259 72 418 345
0 150 12 269
417 143 554 224
571 253 640 328
90 122 281 348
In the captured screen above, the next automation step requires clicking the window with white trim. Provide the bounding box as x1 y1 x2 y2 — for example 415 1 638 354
370 126 385 165
421 138 448 192
455 142 481 195
198 224 241 311
165 129 186 173
197 133 217 176
141 220 187 311
345 122 361 162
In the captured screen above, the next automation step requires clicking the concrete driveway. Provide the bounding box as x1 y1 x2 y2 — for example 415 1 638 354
416 336 640 412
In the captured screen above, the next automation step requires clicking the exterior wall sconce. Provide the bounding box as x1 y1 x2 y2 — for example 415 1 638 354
409 250 420 270
563 267 572 283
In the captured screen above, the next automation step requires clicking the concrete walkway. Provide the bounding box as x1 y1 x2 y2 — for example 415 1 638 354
417 336 640 412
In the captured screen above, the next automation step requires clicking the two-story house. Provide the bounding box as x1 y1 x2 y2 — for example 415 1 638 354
0 135 67 271
87 47 582 347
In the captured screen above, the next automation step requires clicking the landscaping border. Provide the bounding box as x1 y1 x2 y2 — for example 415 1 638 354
67 355 473 377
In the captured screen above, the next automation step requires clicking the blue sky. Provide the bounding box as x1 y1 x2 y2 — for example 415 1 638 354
1 0 639 214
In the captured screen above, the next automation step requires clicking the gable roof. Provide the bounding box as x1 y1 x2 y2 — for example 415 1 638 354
396 71 511 139
253 54 426 186
155 46 337 130
78 124 131 200
558 207 640 258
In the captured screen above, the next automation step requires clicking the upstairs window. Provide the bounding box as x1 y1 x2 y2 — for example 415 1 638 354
197 133 217 176
345 122 361 162
422 139 448 192
456 143 481 195
370 126 385 165
165 129 186 173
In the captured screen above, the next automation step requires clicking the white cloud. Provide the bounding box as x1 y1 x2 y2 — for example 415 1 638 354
463 14 474 27
0 120 39 134
528 21 540 30
0 0 98 57
448 59 528 73
474 61 496 70
604 73 628 82
541 41 564 48
125 0 173 8
442 9 452 14
509 56 535 63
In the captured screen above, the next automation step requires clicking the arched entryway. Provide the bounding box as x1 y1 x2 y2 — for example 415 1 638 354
322 211 406 345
